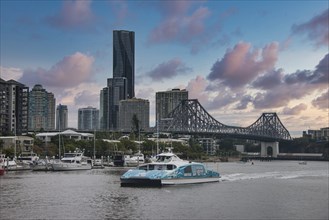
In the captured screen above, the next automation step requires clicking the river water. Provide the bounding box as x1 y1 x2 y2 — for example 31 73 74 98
0 160 328 220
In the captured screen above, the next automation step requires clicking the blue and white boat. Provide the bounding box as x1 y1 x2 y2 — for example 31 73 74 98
120 151 220 187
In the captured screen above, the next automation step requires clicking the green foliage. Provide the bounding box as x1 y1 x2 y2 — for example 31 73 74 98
132 114 140 136
2 147 15 158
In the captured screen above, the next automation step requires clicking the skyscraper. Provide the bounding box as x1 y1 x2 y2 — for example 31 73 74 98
108 77 128 130
78 107 99 131
113 30 135 98
0 79 29 135
56 104 68 131
28 84 55 131
119 98 149 132
99 87 109 130
100 77 127 130
156 89 188 123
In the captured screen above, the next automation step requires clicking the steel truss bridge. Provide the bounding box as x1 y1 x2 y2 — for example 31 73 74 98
158 99 292 142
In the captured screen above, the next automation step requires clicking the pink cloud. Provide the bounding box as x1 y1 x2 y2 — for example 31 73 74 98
46 0 95 30
110 0 130 26
146 58 191 82
185 75 209 105
281 104 307 115
148 2 210 45
20 52 94 88
207 42 279 88
312 90 329 110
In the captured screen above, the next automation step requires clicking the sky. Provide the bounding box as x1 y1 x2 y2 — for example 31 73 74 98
0 0 328 137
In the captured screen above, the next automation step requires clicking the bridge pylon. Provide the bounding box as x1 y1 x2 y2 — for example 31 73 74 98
260 142 279 157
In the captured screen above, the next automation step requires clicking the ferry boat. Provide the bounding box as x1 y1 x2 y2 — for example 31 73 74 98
52 149 92 171
120 151 220 187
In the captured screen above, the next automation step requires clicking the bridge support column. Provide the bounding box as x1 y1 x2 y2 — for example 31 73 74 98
260 142 279 158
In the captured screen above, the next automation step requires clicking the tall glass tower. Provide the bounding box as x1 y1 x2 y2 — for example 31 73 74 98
56 104 68 131
113 30 135 98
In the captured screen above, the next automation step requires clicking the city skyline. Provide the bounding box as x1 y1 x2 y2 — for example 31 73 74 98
1 1 328 137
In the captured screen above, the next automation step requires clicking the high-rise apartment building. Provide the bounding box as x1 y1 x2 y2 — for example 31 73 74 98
0 79 29 135
119 98 149 132
28 84 55 131
56 104 68 131
113 30 135 98
156 89 188 123
78 106 99 131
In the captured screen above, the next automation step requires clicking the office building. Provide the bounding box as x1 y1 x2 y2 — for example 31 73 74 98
113 30 135 98
28 84 55 131
156 89 188 123
56 104 68 131
78 106 99 131
99 87 109 130
108 77 128 130
119 98 149 132
0 78 29 135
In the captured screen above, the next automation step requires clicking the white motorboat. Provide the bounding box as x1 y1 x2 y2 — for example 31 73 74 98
32 158 53 171
124 151 145 167
92 159 104 169
52 150 92 171
120 150 220 187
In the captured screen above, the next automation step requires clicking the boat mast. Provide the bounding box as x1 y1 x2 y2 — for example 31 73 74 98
58 113 61 159
14 122 16 160
93 129 96 160
156 115 159 155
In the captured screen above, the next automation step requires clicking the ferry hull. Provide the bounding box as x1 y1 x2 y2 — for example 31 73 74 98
121 177 220 187
120 177 162 187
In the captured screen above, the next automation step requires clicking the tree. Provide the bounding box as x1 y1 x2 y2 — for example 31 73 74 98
132 114 140 137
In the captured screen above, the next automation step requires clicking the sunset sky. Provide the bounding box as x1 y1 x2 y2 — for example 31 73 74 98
1 0 328 137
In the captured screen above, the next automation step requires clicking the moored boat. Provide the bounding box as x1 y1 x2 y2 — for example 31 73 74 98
32 158 53 171
120 151 220 187
124 151 145 167
52 149 92 171
92 159 105 169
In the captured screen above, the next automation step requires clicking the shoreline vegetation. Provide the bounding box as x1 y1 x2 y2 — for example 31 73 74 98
1 132 328 162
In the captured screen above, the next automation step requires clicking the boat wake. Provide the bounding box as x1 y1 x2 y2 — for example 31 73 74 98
220 170 328 182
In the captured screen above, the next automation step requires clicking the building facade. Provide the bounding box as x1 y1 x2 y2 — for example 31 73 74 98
0 79 29 135
303 127 329 141
100 30 135 131
198 138 219 155
156 89 188 123
119 98 149 132
99 87 109 130
78 106 99 131
28 84 55 131
113 30 135 98
56 104 68 131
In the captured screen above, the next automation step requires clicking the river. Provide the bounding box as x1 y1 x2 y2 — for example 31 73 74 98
0 160 328 220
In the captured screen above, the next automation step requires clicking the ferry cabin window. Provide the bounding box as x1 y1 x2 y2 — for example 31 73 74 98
192 165 205 176
167 164 176 170
148 165 155 170
139 165 148 170
184 166 192 176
